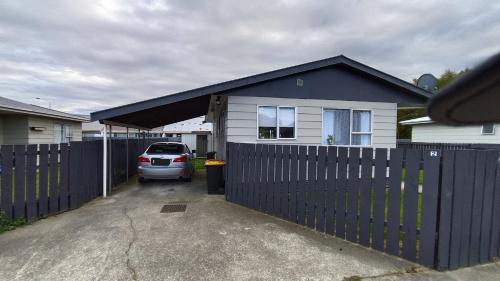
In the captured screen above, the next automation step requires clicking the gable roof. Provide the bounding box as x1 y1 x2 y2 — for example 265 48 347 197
0 96 88 122
91 55 431 129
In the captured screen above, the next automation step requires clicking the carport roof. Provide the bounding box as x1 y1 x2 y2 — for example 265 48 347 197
91 55 431 129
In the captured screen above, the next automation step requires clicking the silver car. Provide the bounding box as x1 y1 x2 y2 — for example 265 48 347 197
137 142 194 182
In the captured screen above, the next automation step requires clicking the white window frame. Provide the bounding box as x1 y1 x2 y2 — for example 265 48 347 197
481 124 496 135
321 108 373 147
257 105 297 140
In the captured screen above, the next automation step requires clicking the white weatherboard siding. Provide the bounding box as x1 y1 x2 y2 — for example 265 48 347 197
226 96 397 148
411 124 500 143
181 134 197 152
27 116 82 144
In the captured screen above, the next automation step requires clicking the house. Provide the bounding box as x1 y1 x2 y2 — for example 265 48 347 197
162 116 213 156
400 116 500 144
82 121 164 138
0 96 87 144
91 55 431 160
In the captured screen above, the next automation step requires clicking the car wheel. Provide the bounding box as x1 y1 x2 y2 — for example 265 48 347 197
138 177 147 183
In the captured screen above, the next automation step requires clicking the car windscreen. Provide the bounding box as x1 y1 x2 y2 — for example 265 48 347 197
146 144 184 155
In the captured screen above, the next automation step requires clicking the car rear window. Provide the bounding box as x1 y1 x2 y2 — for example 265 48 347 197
146 144 184 154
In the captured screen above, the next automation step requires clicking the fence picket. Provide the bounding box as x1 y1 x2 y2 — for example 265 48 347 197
372 148 388 251
14 145 26 219
297 145 307 225
38 144 49 217
325 146 337 235
358 148 373 246
402 149 421 262
281 145 291 219
49 144 59 213
26 145 37 221
59 143 69 211
490 159 500 259
346 147 360 242
306 146 317 229
255 144 263 210
241 144 249 207
479 152 498 263
437 150 456 270
226 143 234 202
419 149 442 267
386 149 403 256
289 145 299 223
335 147 348 238
316 146 327 232
274 145 283 216
0 145 13 220
261 144 269 212
457 150 477 267
247 144 256 209
468 151 487 266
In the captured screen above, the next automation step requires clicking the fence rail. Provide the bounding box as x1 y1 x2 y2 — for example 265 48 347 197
225 142 500 270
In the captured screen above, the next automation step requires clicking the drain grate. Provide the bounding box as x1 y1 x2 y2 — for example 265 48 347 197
161 204 187 213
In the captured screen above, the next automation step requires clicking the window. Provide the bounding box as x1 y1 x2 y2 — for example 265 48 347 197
53 124 73 143
146 144 184 154
322 109 372 146
482 124 495 135
351 110 372 145
258 106 296 139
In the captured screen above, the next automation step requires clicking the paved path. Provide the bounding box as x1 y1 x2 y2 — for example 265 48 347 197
0 172 498 281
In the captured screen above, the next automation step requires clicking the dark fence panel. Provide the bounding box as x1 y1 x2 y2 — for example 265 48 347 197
0 139 143 224
226 142 500 270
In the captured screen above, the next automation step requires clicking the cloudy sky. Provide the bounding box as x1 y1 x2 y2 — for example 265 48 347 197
1 0 500 114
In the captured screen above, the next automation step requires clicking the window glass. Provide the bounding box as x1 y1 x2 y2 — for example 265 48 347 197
351 134 371 145
352 110 371 132
323 109 350 145
279 107 295 138
258 106 277 139
482 124 495 134
147 144 184 154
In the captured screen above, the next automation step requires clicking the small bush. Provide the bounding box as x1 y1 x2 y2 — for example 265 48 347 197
0 210 27 234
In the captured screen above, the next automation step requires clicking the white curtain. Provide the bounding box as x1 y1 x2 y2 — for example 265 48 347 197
352 110 371 145
352 110 371 132
323 109 350 145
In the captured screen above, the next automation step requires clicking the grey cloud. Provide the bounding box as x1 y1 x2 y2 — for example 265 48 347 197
0 0 499 114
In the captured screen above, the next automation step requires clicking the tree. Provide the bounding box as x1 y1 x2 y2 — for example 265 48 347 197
397 69 468 139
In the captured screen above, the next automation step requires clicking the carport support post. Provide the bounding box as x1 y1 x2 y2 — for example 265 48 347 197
102 124 107 198
109 125 113 191
126 127 129 181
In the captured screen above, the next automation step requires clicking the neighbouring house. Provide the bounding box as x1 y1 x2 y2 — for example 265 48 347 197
91 55 431 160
400 116 500 144
163 116 213 156
82 121 164 138
0 96 87 144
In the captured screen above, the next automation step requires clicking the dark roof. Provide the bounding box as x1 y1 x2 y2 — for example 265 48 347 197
428 52 500 125
91 55 431 129
0 96 88 122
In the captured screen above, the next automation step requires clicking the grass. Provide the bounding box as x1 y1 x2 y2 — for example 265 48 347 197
0 210 27 234
402 168 424 185
193 157 207 170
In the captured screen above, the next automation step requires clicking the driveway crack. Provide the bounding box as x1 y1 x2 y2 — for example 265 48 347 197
123 207 138 281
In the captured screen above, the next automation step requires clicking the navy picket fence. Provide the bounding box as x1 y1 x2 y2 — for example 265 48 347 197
0 139 147 223
225 142 500 270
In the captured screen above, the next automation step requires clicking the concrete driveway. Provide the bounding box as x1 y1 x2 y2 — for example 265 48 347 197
0 171 498 281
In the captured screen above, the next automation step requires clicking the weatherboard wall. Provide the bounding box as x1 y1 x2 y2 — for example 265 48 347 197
411 123 500 144
226 96 397 148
